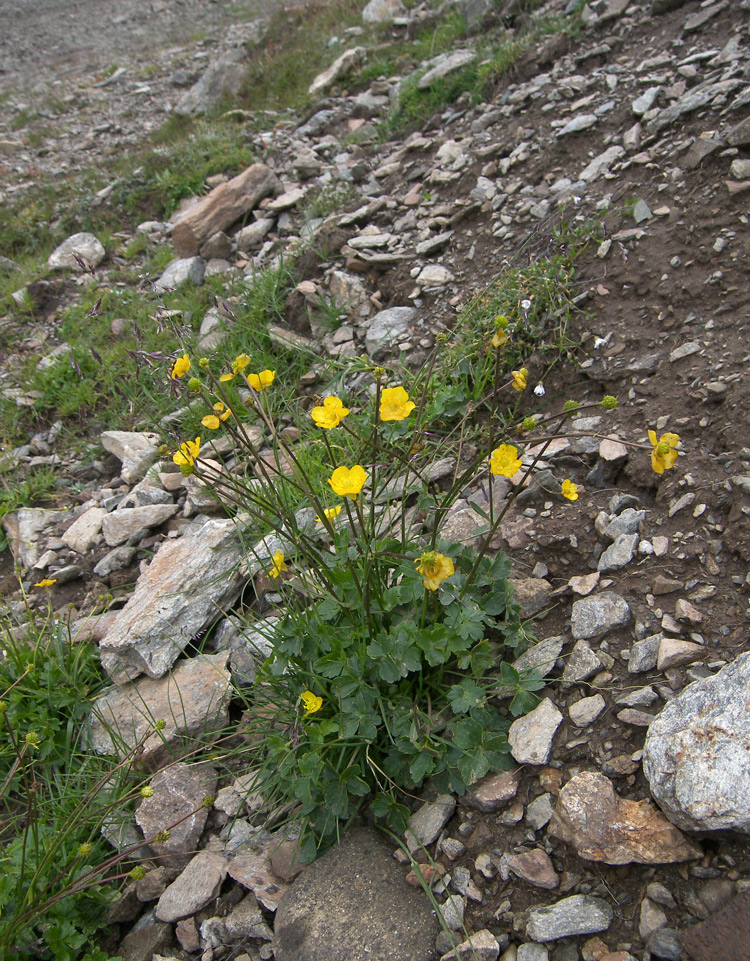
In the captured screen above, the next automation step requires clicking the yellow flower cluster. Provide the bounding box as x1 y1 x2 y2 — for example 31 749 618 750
561 480 578 501
489 444 522 478
511 368 528 392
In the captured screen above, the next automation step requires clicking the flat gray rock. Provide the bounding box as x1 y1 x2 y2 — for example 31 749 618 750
272 826 439 961
156 850 227 922
571 591 631 641
100 430 161 484
417 50 476 90
508 698 562 765
364 306 417 357
644 651 750 833
527 895 613 941
99 518 245 682
153 256 205 293
47 231 105 270
597 533 639 572
174 47 247 116
101 504 178 547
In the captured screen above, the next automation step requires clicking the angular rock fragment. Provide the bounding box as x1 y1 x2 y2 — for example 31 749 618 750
548 772 701 864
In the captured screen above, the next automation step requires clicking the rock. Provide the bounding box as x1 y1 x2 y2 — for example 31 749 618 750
644 651 750 834
406 794 456 851
88 652 231 768
510 577 553 617
93 546 137 577
632 87 661 115
639 897 668 940
272 826 439 961
507 849 559 889
579 146 625 183
557 114 598 137
237 218 275 250
526 895 613 941
101 504 179 547
548 772 702 864
174 47 247 116
364 306 417 357
657 637 704 670
309 47 366 98
513 636 564 679
628 634 662 673
135 762 217 869
597 533 639 571
679 891 750 961
571 592 631 641
99 518 245 682
153 256 205 293
439 894 466 930
155 850 227 922
508 698 563 765
417 50 477 90
416 264 454 286
526 793 554 830
440 929 499 961
100 430 161 484
172 164 278 257
47 232 105 270
362 0 405 22
463 769 520 812
569 694 606 727
562 640 601 683
516 947 549 961
118 915 171 961
2 507 60 568
62 506 106 553
201 892 273 947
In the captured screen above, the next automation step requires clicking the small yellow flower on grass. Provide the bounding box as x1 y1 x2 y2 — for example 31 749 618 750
201 402 232 430
649 430 680 475
492 329 508 348
300 690 323 717
315 505 343 524
173 437 201 472
247 369 275 391
328 465 367 498
380 386 416 422
268 550 288 580
220 353 251 382
171 354 190 379
311 395 350 429
33 578 57 588
489 444 522 478
415 551 455 591
562 480 579 501
511 368 528 391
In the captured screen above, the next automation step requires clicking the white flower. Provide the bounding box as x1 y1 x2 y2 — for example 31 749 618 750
520 299 532 311
534 384 545 396
594 336 608 349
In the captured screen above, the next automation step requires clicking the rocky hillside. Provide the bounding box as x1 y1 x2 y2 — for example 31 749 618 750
1 1 750 960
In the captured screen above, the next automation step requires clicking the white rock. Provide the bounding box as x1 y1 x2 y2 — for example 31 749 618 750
508 698 563 765
47 232 105 270
62 506 106 553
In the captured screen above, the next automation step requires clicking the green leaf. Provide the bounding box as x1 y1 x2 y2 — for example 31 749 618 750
448 679 485 714
367 629 421 683
409 750 435 784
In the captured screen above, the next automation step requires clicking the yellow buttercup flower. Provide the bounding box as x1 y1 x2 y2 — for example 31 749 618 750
220 353 251 382
489 444 522 478
492 329 508 348
380 386 416 422
311 396 350 429
268 550 288 580
561 480 579 501
171 354 190 379
315 505 343 524
649 430 680 475
173 436 201 468
328 465 367 498
511 368 528 391
247 369 275 391
33 578 57 588
415 551 455 591
201 402 232 430
300 690 323 717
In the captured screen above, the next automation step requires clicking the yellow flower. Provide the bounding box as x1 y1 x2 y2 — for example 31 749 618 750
247 369 275 391
511 368 528 391
492 329 508 348
201 402 232 430
489 444 522 478
562 480 579 501
315 505 343 524
268 550 288 580
380 386 416 422
173 436 201 467
328 465 367 498
311 396 350 429
649 430 680 475
171 354 190 379
33 578 57 588
300 690 323 717
380 387 417 421
415 551 455 591
220 353 251 382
